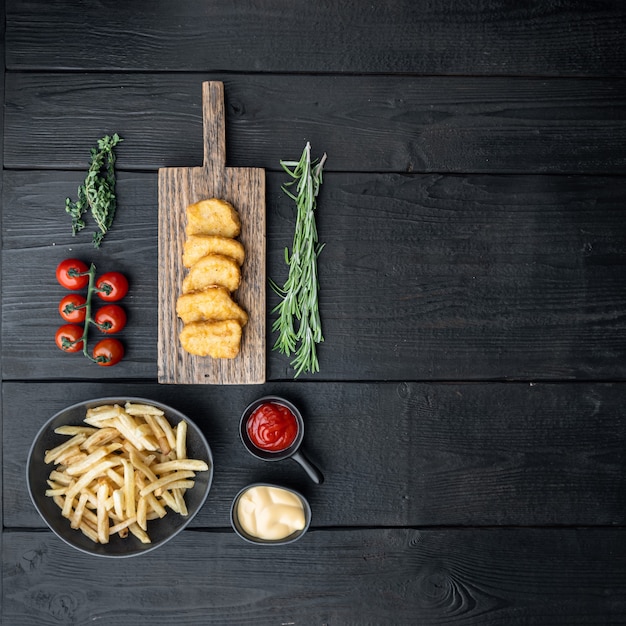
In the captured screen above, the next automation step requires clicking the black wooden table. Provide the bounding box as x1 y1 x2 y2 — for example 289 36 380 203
2 2 626 624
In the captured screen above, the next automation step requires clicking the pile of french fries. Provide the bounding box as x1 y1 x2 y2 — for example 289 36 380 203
43 402 210 545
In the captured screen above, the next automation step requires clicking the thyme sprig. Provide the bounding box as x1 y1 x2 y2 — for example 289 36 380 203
270 142 327 377
65 133 123 248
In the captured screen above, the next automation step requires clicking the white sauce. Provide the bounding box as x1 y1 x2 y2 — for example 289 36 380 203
236 485 306 540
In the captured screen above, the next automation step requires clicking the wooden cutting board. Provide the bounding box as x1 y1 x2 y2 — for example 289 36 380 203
157 81 266 384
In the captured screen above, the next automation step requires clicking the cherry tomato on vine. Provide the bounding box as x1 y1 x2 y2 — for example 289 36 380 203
93 304 127 334
56 259 90 290
55 324 84 353
58 294 87 323
92 337 124 366
96 272 129 302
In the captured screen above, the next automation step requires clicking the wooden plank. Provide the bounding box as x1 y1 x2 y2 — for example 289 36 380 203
5 0 626 77
0 0 5 607
158 81 265 384
6 381 626 528
4 73 626 175
4 528 626 624
3 171 626 382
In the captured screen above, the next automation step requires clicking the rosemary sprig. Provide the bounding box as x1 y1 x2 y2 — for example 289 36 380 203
270 142 327 377
65 133 123 248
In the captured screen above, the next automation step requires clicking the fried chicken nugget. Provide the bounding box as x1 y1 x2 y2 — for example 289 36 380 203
176 286 249 326
182 235 245 268
185 198 241 238
181 254 241 293
179 320 243 358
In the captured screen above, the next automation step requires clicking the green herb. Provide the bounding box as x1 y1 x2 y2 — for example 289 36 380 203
65 133 123 247
270 142 327 377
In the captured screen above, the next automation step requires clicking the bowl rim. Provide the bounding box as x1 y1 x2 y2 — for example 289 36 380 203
230 482 311 546
27 396 214 558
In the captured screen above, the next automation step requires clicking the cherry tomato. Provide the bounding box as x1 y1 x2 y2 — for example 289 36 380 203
55 324 84 353
96 272 129 302
92 337 124 366
58 294 87 323
93 304 127 334
56 259 90 290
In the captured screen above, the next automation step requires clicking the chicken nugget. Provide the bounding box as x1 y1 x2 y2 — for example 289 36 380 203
185 198 241 238
182 254 241 293
179 320 243 358
176 286 248 326
182 235 245 268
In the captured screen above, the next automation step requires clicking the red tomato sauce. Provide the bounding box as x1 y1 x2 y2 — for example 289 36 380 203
247 402 299 452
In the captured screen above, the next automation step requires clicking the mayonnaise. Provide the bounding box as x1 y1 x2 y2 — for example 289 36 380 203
236 485 306 541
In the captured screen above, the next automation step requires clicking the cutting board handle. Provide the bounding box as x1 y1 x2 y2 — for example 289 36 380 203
202 81 226 169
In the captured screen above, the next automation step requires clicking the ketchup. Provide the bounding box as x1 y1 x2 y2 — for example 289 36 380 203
246 402 298 452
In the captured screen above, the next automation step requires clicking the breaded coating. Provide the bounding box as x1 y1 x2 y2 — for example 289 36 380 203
179 319 243 358
182 235 245 268
185 198 241 238
176 286 249 326
181 254 241 293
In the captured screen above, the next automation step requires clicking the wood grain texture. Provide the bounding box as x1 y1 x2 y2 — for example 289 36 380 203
158 82 265 384
5 73 626 175
3 171 626 382
0 0 5 589
4 528 626 625
3 3 626 624
5 0 626 77
6 381 626 528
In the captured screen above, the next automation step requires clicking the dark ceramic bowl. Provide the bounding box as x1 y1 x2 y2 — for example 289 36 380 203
239 396 324 484
27 397 213 558
230 482 311 545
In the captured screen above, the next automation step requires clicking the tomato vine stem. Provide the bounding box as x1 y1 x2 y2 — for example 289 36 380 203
69 264 112 364
81 264 100 362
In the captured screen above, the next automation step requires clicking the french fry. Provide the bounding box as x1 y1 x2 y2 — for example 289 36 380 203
85 404 123 423
62 493 75 519
54 448 87 467
97 481 110 544
145 493 167 518
125 402 164 417
129 522 151 544
172 488 188 516
153 414 177 450
110 516 137 536
65 459 120 501
111 416 151 452
156 488 180 513
106 468 125 488
136 495 148 531
151 459 209 473
66 443 122 476
45 434 87 464
121 458 136 518
176 420 187 460
129 450 158 484
81 427 120 452
112 488 125 520
160 479 195 492
43 402 210 545
144 415 171 455
79 520 99 543
55 425 97 436
49 470 73 486
70 491 90 529
139 471 196 497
